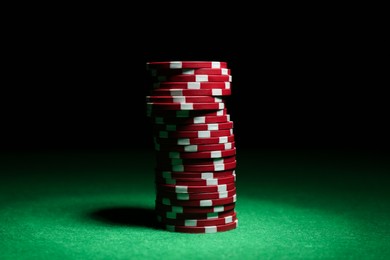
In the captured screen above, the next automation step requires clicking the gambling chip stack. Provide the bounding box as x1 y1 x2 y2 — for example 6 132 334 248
146 61 238 234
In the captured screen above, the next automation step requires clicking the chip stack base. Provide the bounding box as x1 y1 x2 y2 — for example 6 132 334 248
146 61 237 234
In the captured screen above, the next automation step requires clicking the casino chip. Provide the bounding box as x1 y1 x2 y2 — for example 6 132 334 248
146 61 237 233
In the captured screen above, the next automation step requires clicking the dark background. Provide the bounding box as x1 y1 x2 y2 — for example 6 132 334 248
3 6 388 153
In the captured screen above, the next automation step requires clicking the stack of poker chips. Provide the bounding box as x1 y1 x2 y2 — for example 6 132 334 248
145 61 237 234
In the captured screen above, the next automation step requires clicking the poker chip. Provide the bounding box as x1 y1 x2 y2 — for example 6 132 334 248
156 148 237 159
157 212 237 227
156 194 237 207
156 173 236 182
146 96 224 103
147 102 225 111
149 68 231 76
153 121 234 131
147 109 228 118
156 155 237 167
153 81 231 89
154 135 235 145
163 219 238 233
155 173 236 186
152 115 231 125
155 202 236 213
155 142 235 152
156 129 233 139
156 183 236 193
167 160 237 172
157 209 236 220
146 61 237 233
150 88 232 96
146 61 228 69
156 188 236 200
152 74 232 83
154 170 236 179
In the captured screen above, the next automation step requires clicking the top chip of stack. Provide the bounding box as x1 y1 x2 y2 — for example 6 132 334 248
146 61 229 69
146 61 238 234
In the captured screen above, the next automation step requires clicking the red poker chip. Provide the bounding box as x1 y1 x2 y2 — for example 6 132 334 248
152 74 232 83
148 109 228 118
155 209 236 220
156 194 237 207
161 219 238 233
152 115 231 125
156 155 236 167
154 169 236 179
155 142 235 153
158 174 236 182
156 188 236 200
153 81 231 90
153 121 233 132
156 175 236 186
146 61 228 69
147 102 225 111
155 129 233 139
149 68 231 76
149 88 232 97
155 202 236 214
156 148 237 159
155 135 235 146
157 212 237 227
146 96 223 104
158 160 237 172
156 182 236 193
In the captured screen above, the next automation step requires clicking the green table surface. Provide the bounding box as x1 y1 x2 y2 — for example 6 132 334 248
1 149 389 259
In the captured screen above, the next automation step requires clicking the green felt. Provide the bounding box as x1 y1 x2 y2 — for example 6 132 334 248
0 149 389 259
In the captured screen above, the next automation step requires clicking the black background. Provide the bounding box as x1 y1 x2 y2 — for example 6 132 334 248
2 6 388 152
